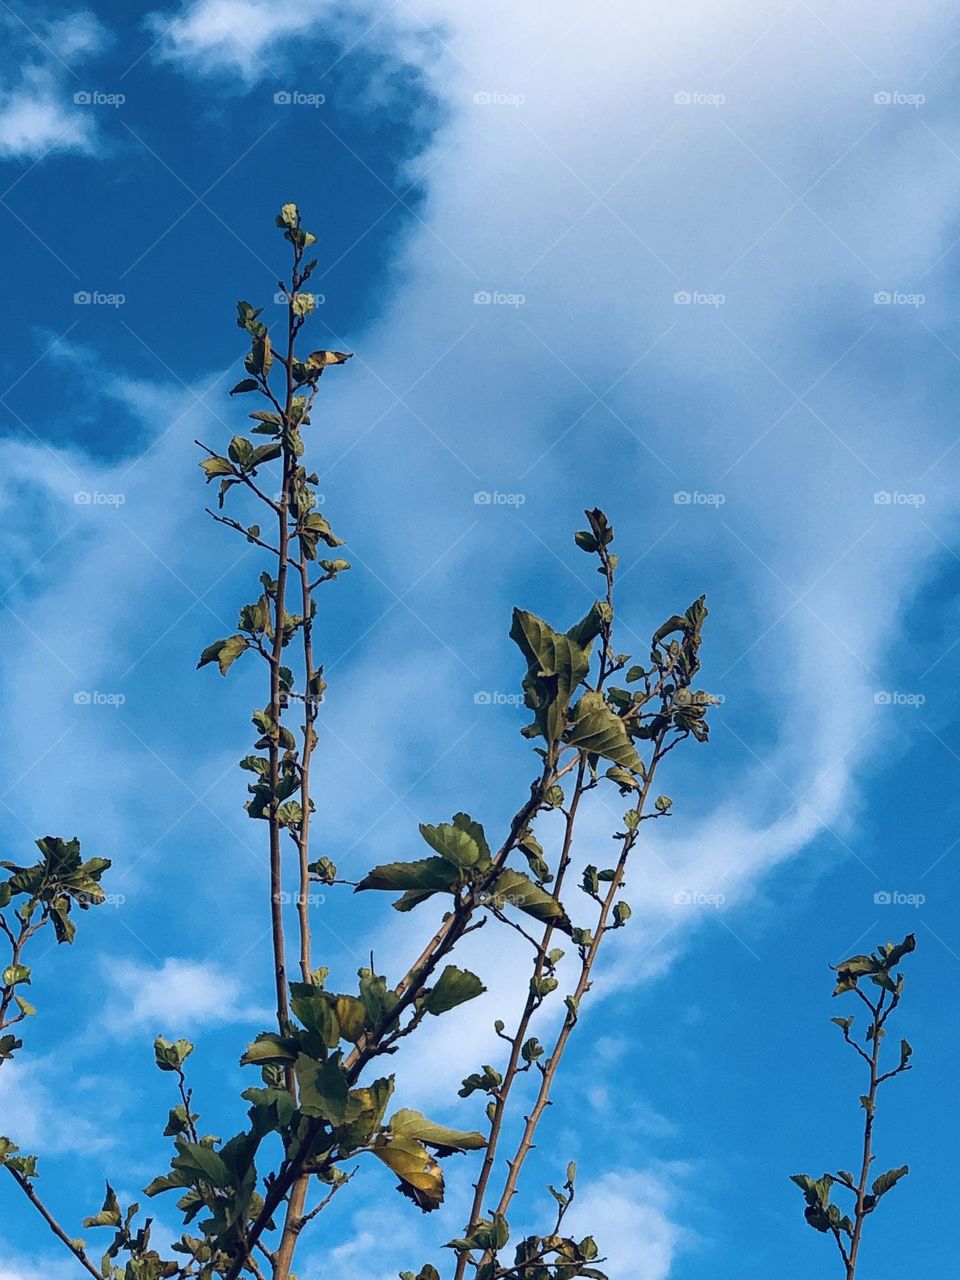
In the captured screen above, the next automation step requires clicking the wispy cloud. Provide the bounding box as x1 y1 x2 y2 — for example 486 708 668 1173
101 957 269 1035
0 11 110 159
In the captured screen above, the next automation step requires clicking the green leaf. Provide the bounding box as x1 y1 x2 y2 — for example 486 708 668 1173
229 378 259 395
372 1134 444 1212
355 857 461 895
303 349 353 372
83 1184 122 1229
197 635 248 676
510 609 591 746
566 601 611 649
290 984 340 1048
387 1109 486 1151
423 966 486 1016
295 1053 349 1124
172 1142 231 1188
419 820 486 869
521 1036 544 1062
884 934 916 967
0 1034 22 1062
2 964 30 987
489 869 571 934
239 1032 299 1067
566 692 643 771
199 455 234 480
606 766 641 793
872 1165 909 1199
153 1036 194 1073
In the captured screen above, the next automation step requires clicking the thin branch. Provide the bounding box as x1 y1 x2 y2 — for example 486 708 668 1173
5 1166 103 1280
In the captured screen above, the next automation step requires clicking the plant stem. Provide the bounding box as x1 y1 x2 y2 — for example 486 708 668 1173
4 1167 103 1280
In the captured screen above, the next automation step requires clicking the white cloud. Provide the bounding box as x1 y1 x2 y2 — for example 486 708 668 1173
0 1252 73 1280
149 0 366 79
0 11 110 158
0 69 94 159
0 1055 113 1154
45 12 109 60
568 1167 691 1280
101 957 268 1034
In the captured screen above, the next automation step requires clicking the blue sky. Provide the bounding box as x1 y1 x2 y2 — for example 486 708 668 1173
1 2 958 1277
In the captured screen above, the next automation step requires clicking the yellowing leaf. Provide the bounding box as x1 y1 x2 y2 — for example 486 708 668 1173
372 1134 445 1212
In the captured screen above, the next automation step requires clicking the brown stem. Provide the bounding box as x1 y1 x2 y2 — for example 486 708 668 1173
845 992 886 1278
492 723 672 1224
269 238 310 1280
0 912 42 1036
224 767 560 1280
454 765 588 1280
